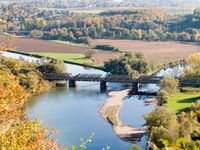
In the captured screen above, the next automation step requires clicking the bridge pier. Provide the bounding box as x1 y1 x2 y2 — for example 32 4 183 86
132 82 139 93
100 81 108 91
55 80 67 87
69 80 76 88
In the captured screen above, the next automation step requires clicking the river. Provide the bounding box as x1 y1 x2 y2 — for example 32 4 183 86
2 52 185 150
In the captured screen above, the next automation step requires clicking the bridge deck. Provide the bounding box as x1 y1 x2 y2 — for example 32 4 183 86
44 73 163 84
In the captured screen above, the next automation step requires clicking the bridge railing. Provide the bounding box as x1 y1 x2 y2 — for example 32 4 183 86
43 73 70 80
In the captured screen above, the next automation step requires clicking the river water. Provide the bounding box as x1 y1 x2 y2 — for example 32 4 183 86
2 52 185 150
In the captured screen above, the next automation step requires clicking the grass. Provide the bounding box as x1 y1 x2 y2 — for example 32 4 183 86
167 92 200 113
31 52 103 68
32 52 91 64
50 40 87 47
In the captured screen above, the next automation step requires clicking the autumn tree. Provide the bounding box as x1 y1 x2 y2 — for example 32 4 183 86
145 107 179 148
187 52 200 75
156 90 169 106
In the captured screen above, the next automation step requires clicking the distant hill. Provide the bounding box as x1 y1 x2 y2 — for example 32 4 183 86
50 0 200 8
124 0 200 7
2 0 200 8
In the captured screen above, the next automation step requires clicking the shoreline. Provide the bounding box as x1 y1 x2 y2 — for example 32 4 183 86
99 89 145 143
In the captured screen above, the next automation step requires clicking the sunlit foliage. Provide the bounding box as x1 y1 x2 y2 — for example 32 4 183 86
187 53 200 75
0 56 63 149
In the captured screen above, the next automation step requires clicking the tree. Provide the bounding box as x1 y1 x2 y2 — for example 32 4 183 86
156 90 169 106
35 18 47 29
177 32 191 41
30 29 44 38
151 126 179 148
156 138 200 150
76 36 91 44
131 29 142 40
0 57 61 149
104 52 150 76
160 76 179 94
145 107 180 148
37 58 66 75
145 107 179 130
68 31 76 41
191 100 200 121
187 53 200 75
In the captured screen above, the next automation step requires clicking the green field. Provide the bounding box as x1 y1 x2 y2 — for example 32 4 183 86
32 52 103 68
50 40 87 47
167 92 200 113
33 52 91 64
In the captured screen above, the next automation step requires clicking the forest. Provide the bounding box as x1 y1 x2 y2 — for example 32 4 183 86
7 8 200 45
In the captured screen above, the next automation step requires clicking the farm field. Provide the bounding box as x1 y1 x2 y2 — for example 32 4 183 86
91 39 199 62
167 92 200 112
11 37 116 64
10 37 200 64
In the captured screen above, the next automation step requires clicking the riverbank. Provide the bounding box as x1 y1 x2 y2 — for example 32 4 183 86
99 90 145 142
6 50 105 70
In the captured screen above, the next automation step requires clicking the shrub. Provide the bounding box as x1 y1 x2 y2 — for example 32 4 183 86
130 146 140 150
85 51 95 59
94 45 119 52
156 138 200 149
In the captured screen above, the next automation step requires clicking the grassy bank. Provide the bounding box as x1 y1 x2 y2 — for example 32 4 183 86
167 92 200 112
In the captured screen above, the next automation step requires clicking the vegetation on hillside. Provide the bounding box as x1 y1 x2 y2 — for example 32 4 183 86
145 103 200 149
6 8 200 45
146 53 200 149
0 56 66 149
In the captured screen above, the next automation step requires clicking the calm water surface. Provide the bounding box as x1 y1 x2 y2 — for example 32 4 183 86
27 82 155 150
